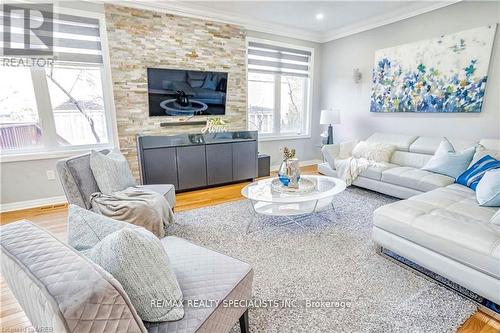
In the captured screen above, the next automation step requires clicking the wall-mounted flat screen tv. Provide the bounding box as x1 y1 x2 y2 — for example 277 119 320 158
147 68 228 117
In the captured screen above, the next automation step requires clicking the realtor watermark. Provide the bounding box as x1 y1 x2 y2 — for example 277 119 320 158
151 299 352 310
2 3 55 67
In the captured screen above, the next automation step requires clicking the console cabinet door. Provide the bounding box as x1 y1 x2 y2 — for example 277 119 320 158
142 147 178 188
176 145 207 190
232 141 257 181
206 143 233 185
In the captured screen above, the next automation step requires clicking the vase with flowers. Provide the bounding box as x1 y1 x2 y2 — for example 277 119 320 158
278 147 300 188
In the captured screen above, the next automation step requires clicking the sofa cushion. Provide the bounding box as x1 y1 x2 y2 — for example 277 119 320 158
90 150 135 195
390 151 432 168
145 237 253 333
359 163 398 181
479 139 500 151
68 204 140 252
365 133 418 151
191 87 225 99
381 166 454 192
409 136 478 155
140 184 176 208
373 184 500 278
87 228 184 322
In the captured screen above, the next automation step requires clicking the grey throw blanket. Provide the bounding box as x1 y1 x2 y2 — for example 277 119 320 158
90 187 175 238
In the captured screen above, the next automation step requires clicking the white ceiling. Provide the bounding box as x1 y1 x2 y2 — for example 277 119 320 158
116 1 458 42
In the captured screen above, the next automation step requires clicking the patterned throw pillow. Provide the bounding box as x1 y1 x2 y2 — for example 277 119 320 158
422 138 475 179
476 169 500 206
67 204 139 252
87 228 184 322
90 149 135 194
456 155 500 190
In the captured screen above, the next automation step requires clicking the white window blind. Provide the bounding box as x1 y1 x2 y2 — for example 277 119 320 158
247 41 311 78
1 5 103 64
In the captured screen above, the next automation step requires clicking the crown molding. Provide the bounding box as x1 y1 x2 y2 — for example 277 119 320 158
101 0 461 44
105 0 323 43
319 1 461 43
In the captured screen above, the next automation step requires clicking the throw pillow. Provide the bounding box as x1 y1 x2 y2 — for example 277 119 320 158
469 144 500 166
422 138 475 179
67 204 139 252
87 228 184 322
490 209 500 226
202 73 218 90
456 155 500 190
352 141 396 163
476 169 500 206
90 149 135 195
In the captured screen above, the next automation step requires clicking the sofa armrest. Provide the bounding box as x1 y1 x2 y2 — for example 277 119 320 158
1 221 147 333
321 140 358 169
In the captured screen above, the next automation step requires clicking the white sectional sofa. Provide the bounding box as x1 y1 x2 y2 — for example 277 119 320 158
320 133 500 305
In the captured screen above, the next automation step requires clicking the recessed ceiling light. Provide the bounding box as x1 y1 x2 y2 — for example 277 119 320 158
316 13 324 20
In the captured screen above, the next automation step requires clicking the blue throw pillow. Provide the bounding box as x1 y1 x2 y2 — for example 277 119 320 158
422 139 475 179
476 169 500 206
202 73 218 90
456 155 500 190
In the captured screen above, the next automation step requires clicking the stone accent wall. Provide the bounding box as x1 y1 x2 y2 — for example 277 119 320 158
105 4 247 179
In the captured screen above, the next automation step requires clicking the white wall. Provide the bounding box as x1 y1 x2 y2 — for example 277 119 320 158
246 31 323 166
320 1 500 143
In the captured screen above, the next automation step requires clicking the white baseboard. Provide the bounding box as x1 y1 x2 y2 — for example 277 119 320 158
270 159 322 172
1 196 67 213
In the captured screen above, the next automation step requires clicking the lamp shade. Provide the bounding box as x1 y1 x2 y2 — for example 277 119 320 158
320 109 341 125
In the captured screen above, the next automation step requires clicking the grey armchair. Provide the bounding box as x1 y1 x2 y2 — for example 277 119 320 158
1 220 253 333
56 150 176 209
2 152 254 333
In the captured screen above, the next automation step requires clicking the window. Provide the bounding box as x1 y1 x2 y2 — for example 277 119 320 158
247 40 312 139
0 8 114 156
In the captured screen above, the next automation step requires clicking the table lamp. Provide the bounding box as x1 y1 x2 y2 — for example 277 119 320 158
320 109 340 144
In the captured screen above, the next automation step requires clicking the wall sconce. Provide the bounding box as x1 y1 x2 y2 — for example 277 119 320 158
353 68 362 84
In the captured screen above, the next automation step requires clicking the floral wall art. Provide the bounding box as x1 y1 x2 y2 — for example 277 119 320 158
370 25 496 113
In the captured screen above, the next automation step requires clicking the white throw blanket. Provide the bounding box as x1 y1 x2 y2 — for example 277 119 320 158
330 141 396 186
334 157 384 186
90 187 175 238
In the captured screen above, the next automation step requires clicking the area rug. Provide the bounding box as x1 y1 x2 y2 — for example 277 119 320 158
169 187 477 333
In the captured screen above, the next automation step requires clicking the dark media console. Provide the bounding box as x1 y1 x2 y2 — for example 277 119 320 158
137 131 258 192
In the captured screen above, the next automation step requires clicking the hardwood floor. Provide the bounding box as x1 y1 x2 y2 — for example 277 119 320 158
0 164 498 332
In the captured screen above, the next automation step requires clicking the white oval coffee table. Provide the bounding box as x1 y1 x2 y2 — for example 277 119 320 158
241 175 346 232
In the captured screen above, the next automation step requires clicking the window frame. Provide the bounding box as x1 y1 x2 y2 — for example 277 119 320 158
246 37 314 142
0 6 118 163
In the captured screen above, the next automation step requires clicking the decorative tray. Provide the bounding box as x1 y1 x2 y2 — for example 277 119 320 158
271 177 316 194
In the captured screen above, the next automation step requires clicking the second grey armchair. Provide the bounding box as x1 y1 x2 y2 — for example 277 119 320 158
56 150 176 209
